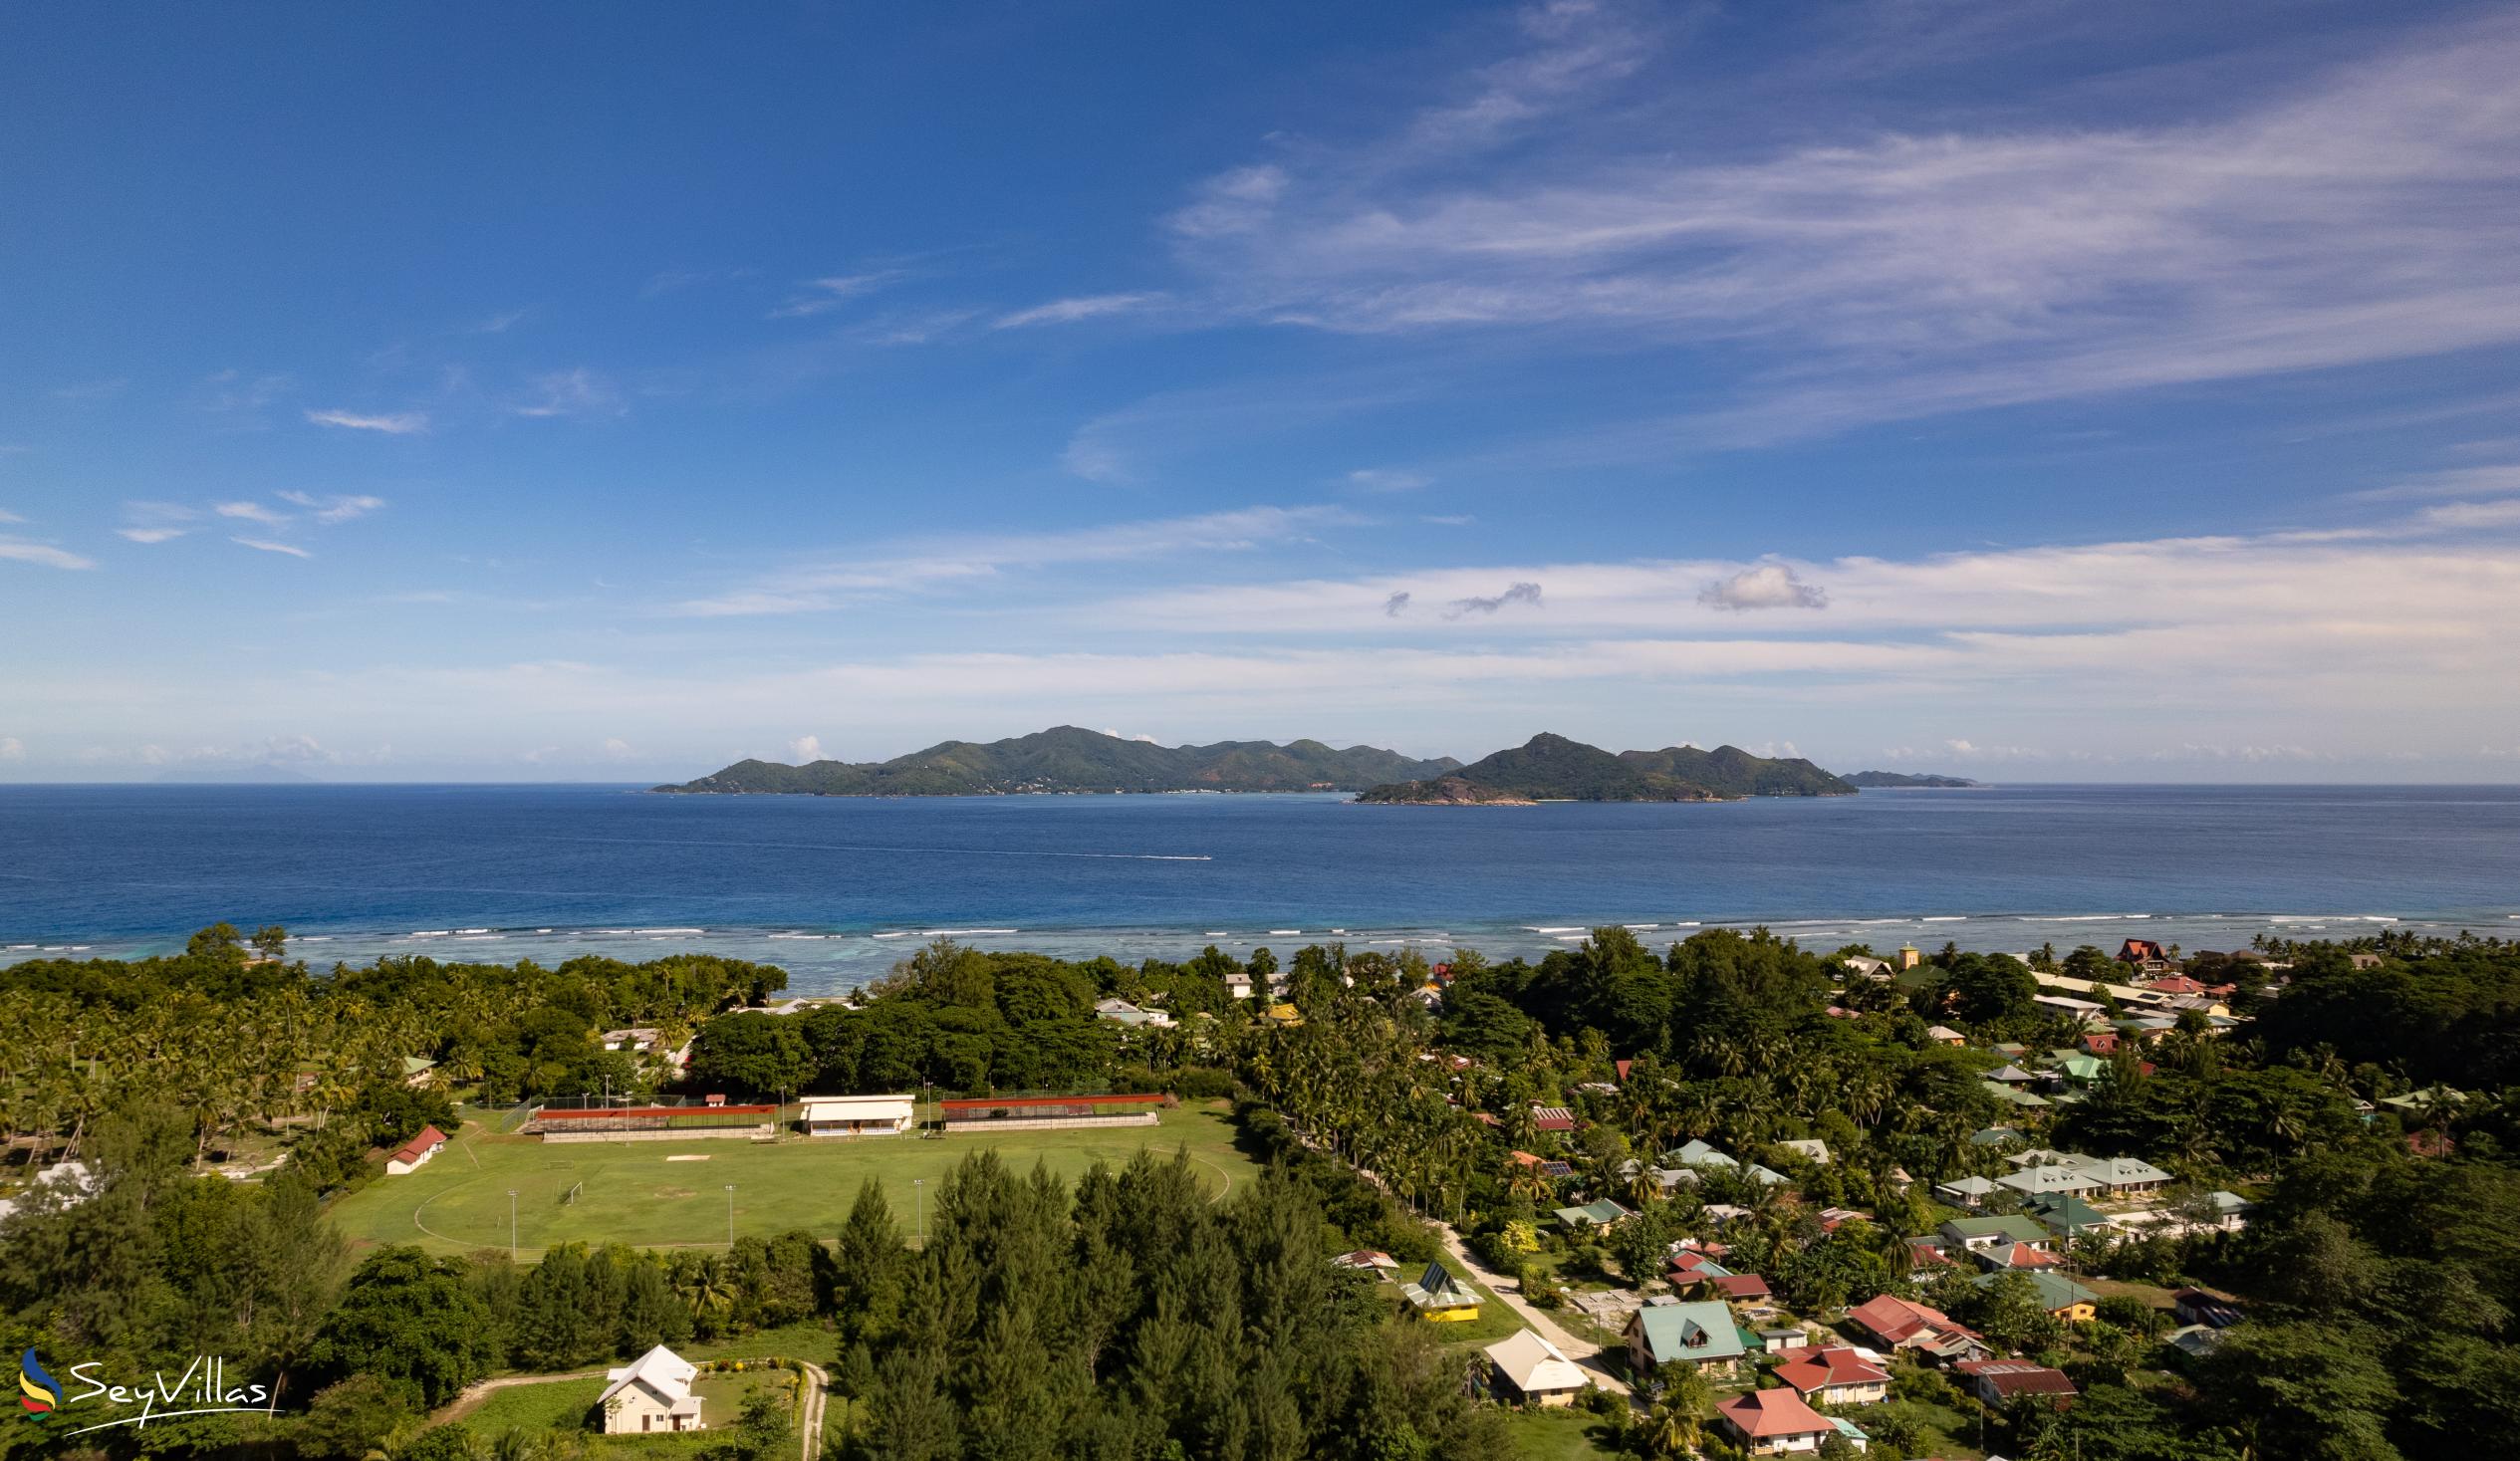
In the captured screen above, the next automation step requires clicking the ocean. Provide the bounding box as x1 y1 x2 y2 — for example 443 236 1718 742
4 783 2516 993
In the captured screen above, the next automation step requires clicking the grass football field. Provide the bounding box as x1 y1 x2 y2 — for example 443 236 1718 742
328 1101 1253 1256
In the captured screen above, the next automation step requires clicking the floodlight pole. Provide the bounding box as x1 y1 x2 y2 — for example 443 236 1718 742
914 1177 925 1246
725 1183 736 1248
508 1189 518 1257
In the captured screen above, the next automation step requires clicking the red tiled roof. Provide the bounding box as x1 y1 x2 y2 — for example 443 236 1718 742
1531 1105 1577 1131
1775 1346 1890 1395
1957 1359 2079 1399
1997 1242 2063 1269
1849 1294 1956 1346
1717 1387 1833 1439
1711 1274 1771 1301
387 1124 446 1164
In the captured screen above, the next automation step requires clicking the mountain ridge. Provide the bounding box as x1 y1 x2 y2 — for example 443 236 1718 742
656 726 1462 795
1354 732 1857 804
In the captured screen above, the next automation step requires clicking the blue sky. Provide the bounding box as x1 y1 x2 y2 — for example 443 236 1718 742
5 0 2520 782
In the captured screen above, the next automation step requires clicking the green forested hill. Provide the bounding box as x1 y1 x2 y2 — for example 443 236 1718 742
1356 732 1857 803
658 725 1461 795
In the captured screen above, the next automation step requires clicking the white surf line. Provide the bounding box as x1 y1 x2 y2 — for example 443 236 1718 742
534 834 1211 861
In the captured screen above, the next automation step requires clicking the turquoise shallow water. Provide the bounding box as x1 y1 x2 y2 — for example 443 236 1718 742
4 783 2516 992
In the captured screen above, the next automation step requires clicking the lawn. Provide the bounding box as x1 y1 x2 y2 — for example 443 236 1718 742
331 1101 1254 1255
443 1367 798 1456
1498 1406 1625 1460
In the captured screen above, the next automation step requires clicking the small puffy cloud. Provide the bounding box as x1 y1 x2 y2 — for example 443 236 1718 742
231 537 312 559
1443 581 1543 619
215 500 291 525
1384 591 1412 617
788 735 825 763
1347 468 1430 492
0 538 95 571
0 737 24 760
306 407 428 434
600 737 636 760
277 491 386 524
995 293 1161 329
1698 563 1828 611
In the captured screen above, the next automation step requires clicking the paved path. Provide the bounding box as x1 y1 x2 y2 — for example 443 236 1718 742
433 1358 832 1461
1431 1221 1632 1397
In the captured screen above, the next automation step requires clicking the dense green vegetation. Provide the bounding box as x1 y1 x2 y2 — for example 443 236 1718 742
1844 771 1979 788
659 725 1460 795
1357 733 1856 804
6 923 2517 1461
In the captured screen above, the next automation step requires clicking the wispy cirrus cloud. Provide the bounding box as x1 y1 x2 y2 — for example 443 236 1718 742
508 367 624 419
1141 4 2520 445
276 491 385 524
994 293 1163 329
230 537 312 559
215 500 291 526
672 504 1359 616
306 407 428 434
769 272 903 319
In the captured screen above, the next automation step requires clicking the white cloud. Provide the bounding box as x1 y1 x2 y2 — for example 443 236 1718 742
509 368 623 419
787 735 825 763
1347 468 1431 492
994 293 1162 329
0 737 23 761
306 408 428 434
600 737 636 760
215 500 292 526
277 491 386 524
0 508 21 524
1149 7 2520 443
0 538 95 571
672 504 1360 616
117 528 187 544
231 537 313 559
769 272 902 319
1699 563 1828 611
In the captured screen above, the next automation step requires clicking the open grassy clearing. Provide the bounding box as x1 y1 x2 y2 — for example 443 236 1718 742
330 1101 1252 1255
445 1369 796 1455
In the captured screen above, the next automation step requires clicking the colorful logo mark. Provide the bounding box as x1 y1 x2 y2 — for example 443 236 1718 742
19 1349 58 1415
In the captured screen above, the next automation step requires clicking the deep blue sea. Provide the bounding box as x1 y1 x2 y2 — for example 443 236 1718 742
4 784 2517 993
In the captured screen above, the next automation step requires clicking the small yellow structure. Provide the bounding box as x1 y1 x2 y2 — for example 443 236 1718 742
1399 1260 1481 1322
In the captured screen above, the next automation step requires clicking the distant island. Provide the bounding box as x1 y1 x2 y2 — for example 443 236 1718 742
1355 732 1856 804
656 726 1461 796
1845 770 1982 788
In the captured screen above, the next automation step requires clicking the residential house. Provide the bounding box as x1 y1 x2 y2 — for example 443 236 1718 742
1626 1301 1747 1377
2172 1288 2246 1330
2023 1192 2113 1239
383 1124 447 1175
1933 1174 2000 1209
400 1055 437 1089
1845 1295 1988 1363
1938 1214 2053 1263
1775 1138 1831 1165
1774 1346 1890 1407
1970 1126 2027 1149
1331 1250 1400 1278
1925 1025 1967 1046
1956 1359 2079 1409
1398 1261 1481 1322
1484 1330 1589 1407
2118 938 2168 965
2072 1155 2173 1196
1092 998 1175 1028
1976 1270 2099 1322
1715 1387 1839 1456
1997 1163 2104 1201
1668 1139 1736 1169
1223 973 1253 999
1901 1238 1956 1282
598 1344 703 1434
1531 1104 1577 1134
1744 1162 1793 1188
1842 955 1891 980
1708 1273 1774 1307
1552 1198 1632 1233
600 1028 662 1053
